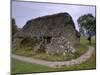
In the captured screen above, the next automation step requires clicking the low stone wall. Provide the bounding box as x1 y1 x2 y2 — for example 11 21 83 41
46 36 76 55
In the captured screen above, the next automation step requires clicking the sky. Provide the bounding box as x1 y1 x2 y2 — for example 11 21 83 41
12 1 96 31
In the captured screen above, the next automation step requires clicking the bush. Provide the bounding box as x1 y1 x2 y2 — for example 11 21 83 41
20 37 38 48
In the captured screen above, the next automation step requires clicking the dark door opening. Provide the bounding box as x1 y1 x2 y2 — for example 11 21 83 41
43 36 52 44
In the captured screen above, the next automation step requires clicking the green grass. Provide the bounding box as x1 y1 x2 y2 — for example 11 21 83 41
80 36 96 47
11 58 56 74
12 47 33 57
11 49 96 74
11 36 96 74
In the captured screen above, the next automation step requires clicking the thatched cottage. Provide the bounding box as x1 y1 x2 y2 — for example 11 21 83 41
13 12 80 54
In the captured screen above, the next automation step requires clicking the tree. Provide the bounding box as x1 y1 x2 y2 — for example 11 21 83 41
12 18 18 36
77 14 96 44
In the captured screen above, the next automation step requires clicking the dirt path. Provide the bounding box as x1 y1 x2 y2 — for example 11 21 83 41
12 46 94 68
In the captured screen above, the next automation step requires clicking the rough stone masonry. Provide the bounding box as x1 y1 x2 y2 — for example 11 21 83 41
13 12 80 55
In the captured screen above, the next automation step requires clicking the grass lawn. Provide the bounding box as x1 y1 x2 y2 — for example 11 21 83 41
11 49 96 74
11 36 96 74
11 58 56 74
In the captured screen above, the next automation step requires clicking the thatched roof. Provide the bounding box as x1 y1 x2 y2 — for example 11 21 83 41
14 12 76 38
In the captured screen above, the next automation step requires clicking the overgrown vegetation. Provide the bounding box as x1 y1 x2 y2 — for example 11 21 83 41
12 37 88 61
12 18 18 36
32 43 87 61
11 36 96 74
20 37 38 48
